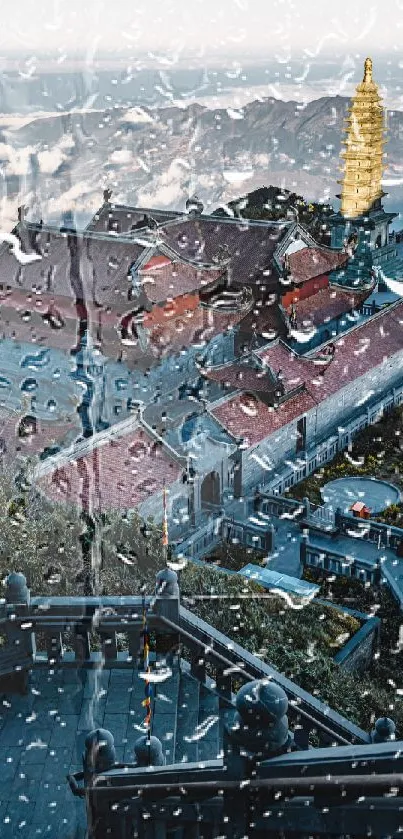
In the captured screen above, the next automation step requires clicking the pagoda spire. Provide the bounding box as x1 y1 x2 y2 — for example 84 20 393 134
339 57 385 219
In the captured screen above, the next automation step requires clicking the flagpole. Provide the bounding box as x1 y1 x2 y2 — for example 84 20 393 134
162 482 169 565
141 591 152 764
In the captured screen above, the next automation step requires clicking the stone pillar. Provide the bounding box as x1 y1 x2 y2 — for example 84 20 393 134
154 568 180 665
266 522 275 554
134 734 165 767
371 717 396 743
83 728 116 782
303 496 310 519
226 679 293 763
5 572 30 605
154 568 180 623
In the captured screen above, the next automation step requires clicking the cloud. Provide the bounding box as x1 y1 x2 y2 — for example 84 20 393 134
136 160 187 208
109 149 133 165
45 180 99 215
0 143 35 176
37 148 66 173
120 107 155 125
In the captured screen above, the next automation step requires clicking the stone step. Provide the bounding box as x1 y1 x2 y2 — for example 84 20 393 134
174 671 200 764
196 683 220 762
151 670 180 766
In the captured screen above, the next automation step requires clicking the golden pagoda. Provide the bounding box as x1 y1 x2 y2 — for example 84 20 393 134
339 57 385 218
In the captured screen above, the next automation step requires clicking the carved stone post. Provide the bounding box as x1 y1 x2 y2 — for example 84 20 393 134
134 734 165 767
371 716 396 743
154 568 180 666
83 728 116 783
154 568 180 622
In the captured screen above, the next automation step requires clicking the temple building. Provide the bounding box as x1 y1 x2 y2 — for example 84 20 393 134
330 57 403 289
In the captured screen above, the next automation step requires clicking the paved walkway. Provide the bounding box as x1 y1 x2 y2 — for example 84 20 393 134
0 663 224 839
0 667 150 838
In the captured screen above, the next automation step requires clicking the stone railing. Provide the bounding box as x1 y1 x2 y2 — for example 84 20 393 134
174 512 275 560
77 741 403 839
178 606 369 748
1 570 369 749
301 540 381 586
173 516 223 560
257 491 305 519
335 509 403 553
3 570 398 839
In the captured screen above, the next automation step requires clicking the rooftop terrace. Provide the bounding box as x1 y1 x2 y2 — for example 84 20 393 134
3 566 395 838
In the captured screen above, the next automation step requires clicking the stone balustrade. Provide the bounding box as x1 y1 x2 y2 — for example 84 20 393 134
2 569 400 839
1 569 370 750
335 509 403 552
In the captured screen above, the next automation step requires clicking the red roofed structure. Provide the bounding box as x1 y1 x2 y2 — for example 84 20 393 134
258 342 319 394
139 260 222 305
38 426 183 514
212 390 317 447
281 247 348 307
142 255 172 271
259 301 403 405
207 300 403 493
286 285 371 329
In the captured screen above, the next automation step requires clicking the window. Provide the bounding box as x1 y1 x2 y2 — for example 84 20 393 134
296 416 306 452
18 415 37 438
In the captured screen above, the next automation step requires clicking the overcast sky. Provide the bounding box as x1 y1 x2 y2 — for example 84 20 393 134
0 0 401 61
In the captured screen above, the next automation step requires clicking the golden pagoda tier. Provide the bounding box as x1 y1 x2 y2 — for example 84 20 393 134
339 57 385 219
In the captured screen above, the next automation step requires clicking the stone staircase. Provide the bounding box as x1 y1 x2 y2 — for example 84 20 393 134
151 667 220 765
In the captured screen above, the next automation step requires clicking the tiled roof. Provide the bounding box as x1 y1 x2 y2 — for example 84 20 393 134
212 389 317 446
147 301 245 357
236 296 287 343
211 301 403 447
205 363 276 395
86 204 182 234
257 342 317 394
0 224 143 309
160 218 285 287
142 255 172 270
288 286 369 327
39 427 182 512
288 247 348 284
139 261 222 304
0 413 79 460
260 301 403 404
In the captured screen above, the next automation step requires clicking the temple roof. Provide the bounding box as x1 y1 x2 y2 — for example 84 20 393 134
159 217 285 287
203 361 277 396
210 300 403 446
144 301 245 358
261 300 403 404
139 259 222 304
287 247 348 285
212 389 317 447
38 425 183 512
86 204 182 234
0 223 143 311
287 285 371 327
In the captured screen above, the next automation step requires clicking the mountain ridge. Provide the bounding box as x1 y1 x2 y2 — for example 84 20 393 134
0 93 402 227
